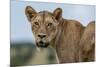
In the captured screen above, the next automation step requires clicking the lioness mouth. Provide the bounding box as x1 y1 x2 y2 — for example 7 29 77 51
36 41 49 48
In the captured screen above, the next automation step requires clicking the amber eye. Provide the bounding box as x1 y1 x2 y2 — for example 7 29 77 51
34 22 39 25
48 23 52 27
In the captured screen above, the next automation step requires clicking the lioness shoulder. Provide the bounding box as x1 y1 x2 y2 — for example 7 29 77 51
56 19 85 63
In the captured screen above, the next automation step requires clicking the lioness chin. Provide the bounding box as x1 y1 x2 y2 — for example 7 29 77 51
25 6 95 63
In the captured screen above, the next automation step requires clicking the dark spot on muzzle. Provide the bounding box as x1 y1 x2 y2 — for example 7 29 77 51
36 41 49 48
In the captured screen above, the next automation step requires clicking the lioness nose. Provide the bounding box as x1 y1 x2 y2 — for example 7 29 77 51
38 34 46 38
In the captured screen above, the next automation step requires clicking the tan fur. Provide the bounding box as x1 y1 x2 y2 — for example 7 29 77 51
25 6 95 63
55 19 85 63
79 21 95 62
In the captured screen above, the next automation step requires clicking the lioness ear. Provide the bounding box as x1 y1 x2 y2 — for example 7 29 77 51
53 8 62 21
25 6 37 22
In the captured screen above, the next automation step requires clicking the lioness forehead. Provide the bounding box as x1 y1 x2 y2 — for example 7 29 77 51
31 11 56 23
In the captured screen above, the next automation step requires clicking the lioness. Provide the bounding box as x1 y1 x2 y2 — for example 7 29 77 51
25 6 95 63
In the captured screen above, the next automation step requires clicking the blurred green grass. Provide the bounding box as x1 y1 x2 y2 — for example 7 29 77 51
10 42 57 66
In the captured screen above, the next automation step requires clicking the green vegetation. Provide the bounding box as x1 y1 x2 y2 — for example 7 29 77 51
10 42 57 66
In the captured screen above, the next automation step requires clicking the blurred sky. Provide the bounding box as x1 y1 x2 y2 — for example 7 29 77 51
11 1 95 43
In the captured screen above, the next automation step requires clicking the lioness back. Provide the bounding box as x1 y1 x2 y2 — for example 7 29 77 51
79 21 95 62
56 19 84 63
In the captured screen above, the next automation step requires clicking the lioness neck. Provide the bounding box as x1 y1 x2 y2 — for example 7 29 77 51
50 19 65 49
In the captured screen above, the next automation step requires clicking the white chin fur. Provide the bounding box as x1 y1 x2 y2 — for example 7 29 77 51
36 47 41 52
36 47 47 52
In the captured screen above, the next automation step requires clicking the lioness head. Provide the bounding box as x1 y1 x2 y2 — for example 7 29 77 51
25 6 62 48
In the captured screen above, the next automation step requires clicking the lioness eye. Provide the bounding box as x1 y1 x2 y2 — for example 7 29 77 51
48 23 52 27
34 22 39 25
